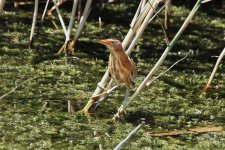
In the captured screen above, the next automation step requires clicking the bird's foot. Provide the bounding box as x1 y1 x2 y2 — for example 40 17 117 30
112 105 126 122
77 108 92 118
77 99 95 118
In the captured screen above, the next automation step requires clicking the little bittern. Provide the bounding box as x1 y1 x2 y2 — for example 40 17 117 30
97 39 136 107
78 39 136 116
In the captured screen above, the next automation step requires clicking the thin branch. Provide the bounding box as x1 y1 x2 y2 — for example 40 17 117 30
91 85 118 100
149 0 170 45
201 0 213 3
72 0 92 42
52 0 67 38
29 0 39 48
141 0 147 12
145 126 223 137
47 0 67 15
0 78 36 100
66 0 79 41
130 0 144 28
200 47 225 94
146 50 191 86
41 0 50 22
113 120 145 150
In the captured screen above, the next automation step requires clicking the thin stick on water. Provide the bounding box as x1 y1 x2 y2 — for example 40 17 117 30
113 0 204 119
0 78 36 100
146 50 191 86
113 119 145 150
200 47 225 94
29 0 38 48
41 0 50 22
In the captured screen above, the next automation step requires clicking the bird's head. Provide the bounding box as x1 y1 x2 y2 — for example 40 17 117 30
97 39 123 52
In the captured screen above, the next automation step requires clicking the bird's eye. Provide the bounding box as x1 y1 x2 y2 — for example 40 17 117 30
112 41 116 44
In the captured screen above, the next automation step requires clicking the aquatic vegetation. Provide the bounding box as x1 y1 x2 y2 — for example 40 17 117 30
0 1 224 149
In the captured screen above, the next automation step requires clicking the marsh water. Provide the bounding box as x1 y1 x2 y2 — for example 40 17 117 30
0 1 225 149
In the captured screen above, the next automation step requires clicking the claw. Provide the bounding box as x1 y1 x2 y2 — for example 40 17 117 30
77 99 95 118
77 108 91 118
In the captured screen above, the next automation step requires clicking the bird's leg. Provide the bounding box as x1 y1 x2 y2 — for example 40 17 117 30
112 87 130 121
77 99 94 117
122 87 130 107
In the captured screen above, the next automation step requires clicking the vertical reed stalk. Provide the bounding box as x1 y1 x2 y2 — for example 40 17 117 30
29 0 39 48
41 0 50 22
200 47 225 94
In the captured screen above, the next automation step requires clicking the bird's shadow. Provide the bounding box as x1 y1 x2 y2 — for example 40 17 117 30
124 111 155 126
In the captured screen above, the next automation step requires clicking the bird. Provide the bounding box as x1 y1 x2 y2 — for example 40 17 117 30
78 39 136 117
97 39 136 107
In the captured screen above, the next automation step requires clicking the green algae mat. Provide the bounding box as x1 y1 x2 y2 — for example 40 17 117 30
0 1 225 149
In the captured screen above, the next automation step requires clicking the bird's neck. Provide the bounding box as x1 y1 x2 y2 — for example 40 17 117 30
110 48 130 67
110 47 127 59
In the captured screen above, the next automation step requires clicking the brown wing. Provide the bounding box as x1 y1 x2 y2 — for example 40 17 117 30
129 60 136 85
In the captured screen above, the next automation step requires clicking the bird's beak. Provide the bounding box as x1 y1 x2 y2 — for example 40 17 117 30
96 39 112 46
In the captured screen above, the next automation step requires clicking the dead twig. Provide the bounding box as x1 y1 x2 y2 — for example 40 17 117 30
145 126 224 137
146 50 191 86
47 0 68 15
113 119 145 150
0 78 36 100
29 0 38 49
200 47 225 94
